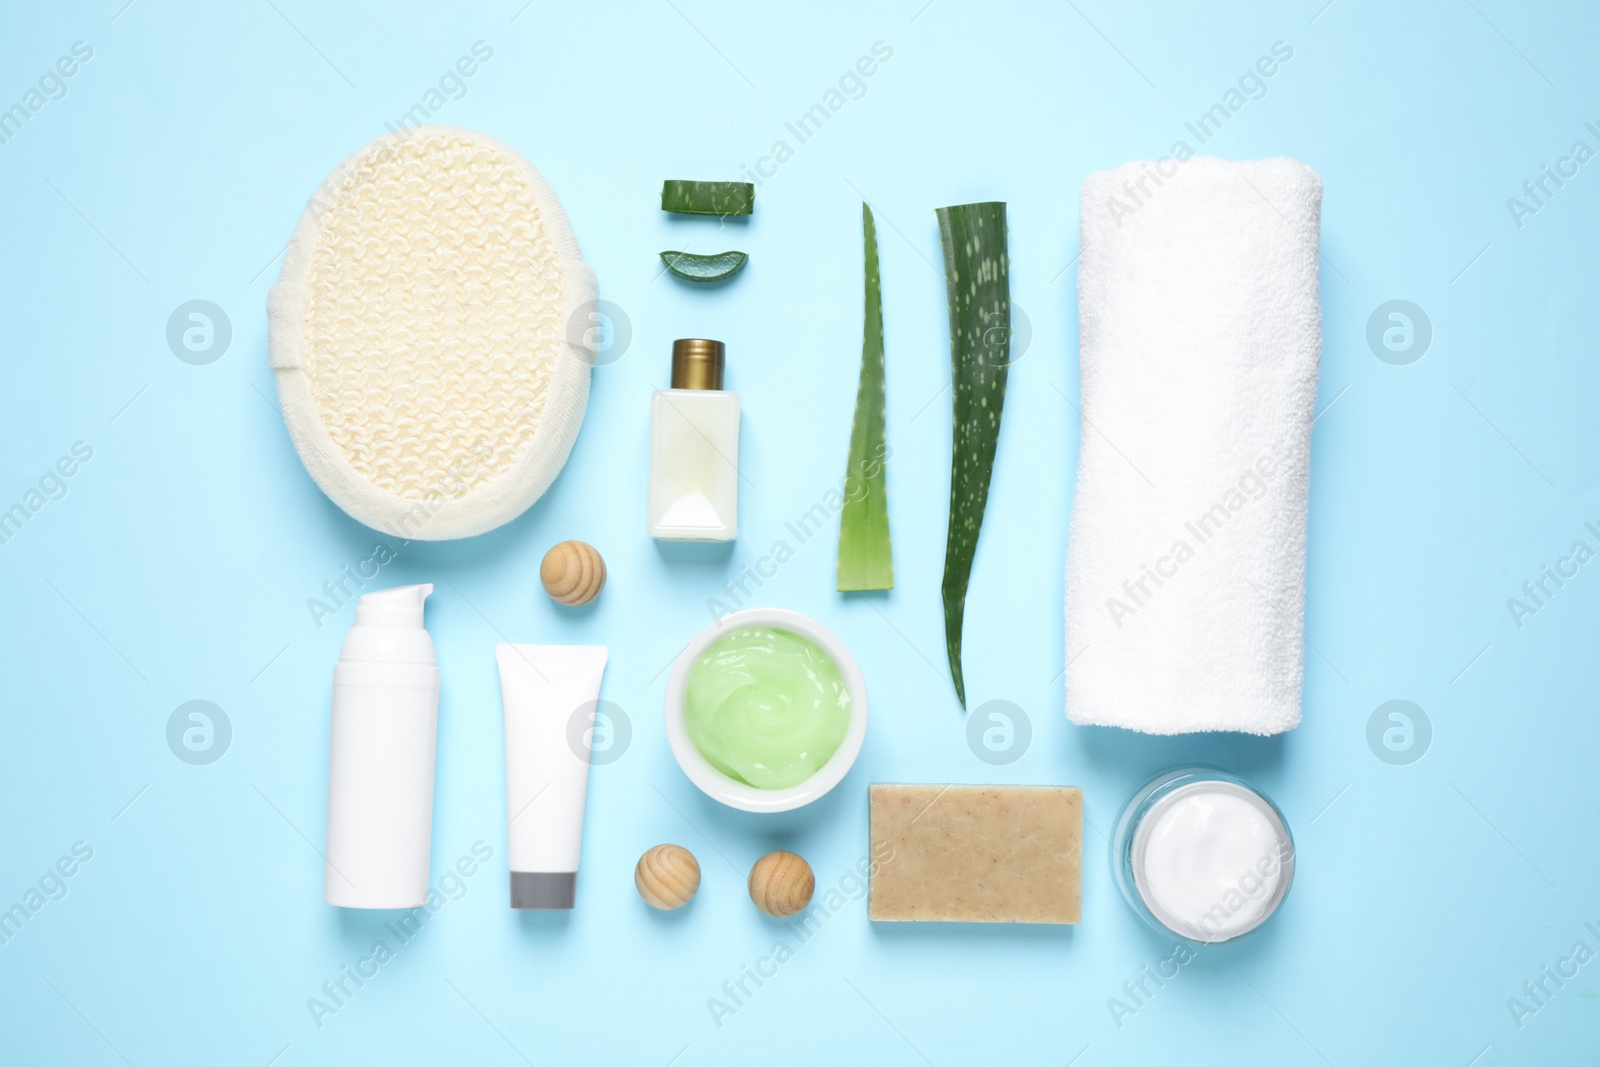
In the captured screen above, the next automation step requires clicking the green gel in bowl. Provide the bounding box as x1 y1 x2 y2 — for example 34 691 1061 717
683 626 853 790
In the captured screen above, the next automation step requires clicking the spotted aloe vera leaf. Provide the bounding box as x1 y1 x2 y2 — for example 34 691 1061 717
837 202 893 593
660 180 755 216
935 201 1010 709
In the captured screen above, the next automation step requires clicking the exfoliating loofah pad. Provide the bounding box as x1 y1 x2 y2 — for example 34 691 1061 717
268 126 596 540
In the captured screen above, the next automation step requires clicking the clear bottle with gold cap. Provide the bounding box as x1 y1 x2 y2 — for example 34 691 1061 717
648 338 740 541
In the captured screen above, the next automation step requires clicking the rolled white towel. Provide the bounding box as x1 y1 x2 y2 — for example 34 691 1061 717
1066 157 1323 736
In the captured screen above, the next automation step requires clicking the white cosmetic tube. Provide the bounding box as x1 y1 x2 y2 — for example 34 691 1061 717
495 644 608 909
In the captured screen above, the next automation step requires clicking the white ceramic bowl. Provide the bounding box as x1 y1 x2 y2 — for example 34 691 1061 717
665 608 868 813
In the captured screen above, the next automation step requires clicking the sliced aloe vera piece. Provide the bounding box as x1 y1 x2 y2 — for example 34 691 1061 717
659 249 749 283
935 201 1010 709
660 180 755 216
837 203 893 593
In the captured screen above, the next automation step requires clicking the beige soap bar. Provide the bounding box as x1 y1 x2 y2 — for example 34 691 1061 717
868 783 1083 924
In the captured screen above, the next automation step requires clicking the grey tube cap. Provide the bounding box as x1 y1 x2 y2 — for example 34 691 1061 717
511 871 576 910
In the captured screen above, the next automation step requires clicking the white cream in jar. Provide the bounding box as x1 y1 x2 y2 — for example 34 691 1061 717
1115 769 1294 943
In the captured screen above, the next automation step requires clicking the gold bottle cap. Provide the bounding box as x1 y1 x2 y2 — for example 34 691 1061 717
670 338 725 391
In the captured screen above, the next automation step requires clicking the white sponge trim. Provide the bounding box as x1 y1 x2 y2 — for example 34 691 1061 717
268 125 597 540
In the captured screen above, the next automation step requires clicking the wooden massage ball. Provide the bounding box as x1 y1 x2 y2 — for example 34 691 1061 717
636 844 701 910
748 850 814 918
540 540 605 606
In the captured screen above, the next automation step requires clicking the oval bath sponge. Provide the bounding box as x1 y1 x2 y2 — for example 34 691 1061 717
268 126 596 540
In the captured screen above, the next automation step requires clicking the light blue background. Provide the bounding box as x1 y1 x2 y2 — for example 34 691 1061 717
2 0 1596 1063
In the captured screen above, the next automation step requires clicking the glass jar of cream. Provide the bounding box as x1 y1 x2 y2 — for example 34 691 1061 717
1113 767 1295 943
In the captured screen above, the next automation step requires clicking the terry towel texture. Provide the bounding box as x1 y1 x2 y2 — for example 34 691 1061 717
1066 157 1322 736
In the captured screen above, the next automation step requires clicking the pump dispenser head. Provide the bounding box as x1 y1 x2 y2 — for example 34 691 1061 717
670 338 725 390
355 583 433 628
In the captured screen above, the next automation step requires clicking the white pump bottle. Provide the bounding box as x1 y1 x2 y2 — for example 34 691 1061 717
323 583 440 908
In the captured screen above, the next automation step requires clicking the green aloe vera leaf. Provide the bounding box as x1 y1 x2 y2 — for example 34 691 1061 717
935 201 1010 709
660 180 755 216
659 249 749 283
836 202 893 593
